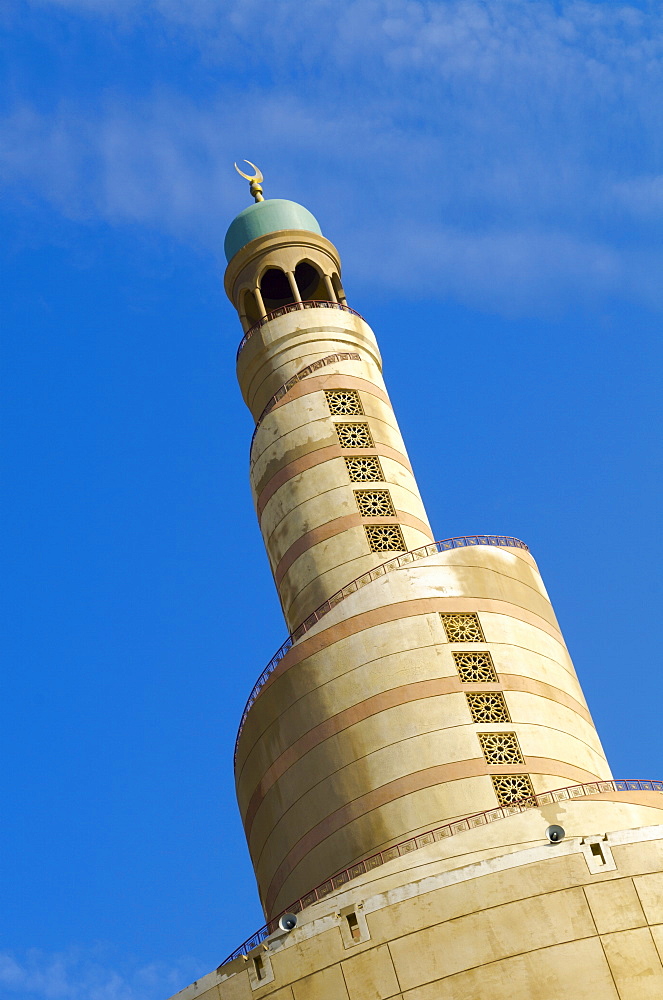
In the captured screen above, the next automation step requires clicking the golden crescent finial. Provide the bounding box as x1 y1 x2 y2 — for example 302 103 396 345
234 160 265 201
234 160 263 184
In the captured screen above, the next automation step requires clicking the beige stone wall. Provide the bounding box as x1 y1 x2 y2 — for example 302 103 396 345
227 226 617 935
250 357 433 628
234 254 434 631
198 223 663 1000
167 822 663 1000
235 545 612 916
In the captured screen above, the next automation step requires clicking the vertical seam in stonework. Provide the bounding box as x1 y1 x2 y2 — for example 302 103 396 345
645 926 663 972
382 933 606 994
386 940 405 998
632 877 655 933
271 882 613 979
581 884 622 997
338 958 351 1000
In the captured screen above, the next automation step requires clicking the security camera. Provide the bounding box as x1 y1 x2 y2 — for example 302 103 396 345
546 825 565 844
278 913 298 932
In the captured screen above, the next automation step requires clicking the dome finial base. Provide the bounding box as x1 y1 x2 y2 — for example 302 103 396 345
234 159 265 202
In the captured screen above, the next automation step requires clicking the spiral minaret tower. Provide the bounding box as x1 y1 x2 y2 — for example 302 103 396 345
168 176 663 1000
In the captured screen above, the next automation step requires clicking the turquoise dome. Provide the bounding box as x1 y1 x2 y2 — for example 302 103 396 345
224 199 323 262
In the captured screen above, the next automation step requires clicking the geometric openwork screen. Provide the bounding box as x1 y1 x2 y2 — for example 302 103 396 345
491 773 535 806
478 732 524 765
440 612 485 643
345 455 384 483
335 422 374 449
466 691 510 724
325 389 363 415
365 524 406 553
452 650 498 683
354 489 396 517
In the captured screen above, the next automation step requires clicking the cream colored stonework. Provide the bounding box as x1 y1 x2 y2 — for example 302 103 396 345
164 216 663 1000
234 543 613 914
167 823 663 1000
241 307 433 629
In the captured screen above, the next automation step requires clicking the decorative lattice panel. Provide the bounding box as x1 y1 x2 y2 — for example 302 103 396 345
365 524 406 552
453 650 498 683
478 732 524 765
345 455 384 482
325 389 364 415
491 773 535 806
354 489 396 517
440 612 485 643
466 691 510 724
335 422 374 449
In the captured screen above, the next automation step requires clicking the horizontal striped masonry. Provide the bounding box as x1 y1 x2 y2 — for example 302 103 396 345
256 442 415 521
241 673 596 840
262 757 604 913
234 535 529 762
273 510 434 587
219 777 663 966
237 300 365 358
250 352 361 454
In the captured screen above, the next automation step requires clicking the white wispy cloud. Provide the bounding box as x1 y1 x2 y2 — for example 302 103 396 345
6 0 663 313
0 945 199 1000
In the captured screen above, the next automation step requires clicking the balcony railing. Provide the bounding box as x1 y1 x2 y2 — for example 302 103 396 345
219 777 663 966
234 535 529 762
250 351 361 455
237 299 365 359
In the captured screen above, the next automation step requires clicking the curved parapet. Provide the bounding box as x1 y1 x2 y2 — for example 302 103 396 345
235 542 613 917
237 300 364 359
171 813 663 1000
234 534 530 760
222 777 663 964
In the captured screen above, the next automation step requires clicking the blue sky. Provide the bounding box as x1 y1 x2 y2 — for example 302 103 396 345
1 1 662 997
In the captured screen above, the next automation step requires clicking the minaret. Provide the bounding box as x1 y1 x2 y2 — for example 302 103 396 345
167 169 663 1000
226 168 617 916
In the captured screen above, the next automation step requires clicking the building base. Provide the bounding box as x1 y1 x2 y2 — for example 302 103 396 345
168 805 663 999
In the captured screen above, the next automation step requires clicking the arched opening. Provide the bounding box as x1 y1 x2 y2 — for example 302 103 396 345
260 267 296 312
243 289 261 328
295 261 331 302
331 273 347 303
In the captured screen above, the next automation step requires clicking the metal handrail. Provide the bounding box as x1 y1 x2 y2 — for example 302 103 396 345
219 777 663 965
249 352 361 455
237 300 365 359
234 535 529 762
